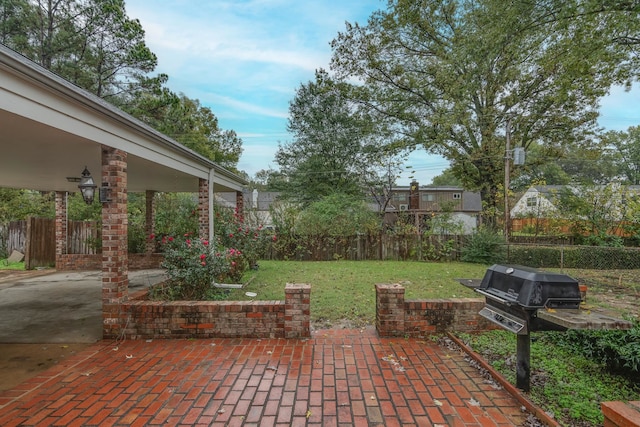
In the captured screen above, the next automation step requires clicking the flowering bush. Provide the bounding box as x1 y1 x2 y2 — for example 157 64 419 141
149 204 272 301
150 235 246 301
213 205 272 269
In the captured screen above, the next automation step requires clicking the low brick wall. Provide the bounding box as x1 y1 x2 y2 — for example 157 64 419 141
602 401 640 427
104 283 311 340
376 283 497 337
56 253 164 271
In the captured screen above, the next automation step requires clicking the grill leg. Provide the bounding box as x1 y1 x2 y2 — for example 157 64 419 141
516 333 530 392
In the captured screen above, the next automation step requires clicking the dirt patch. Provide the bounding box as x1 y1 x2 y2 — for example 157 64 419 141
0 343 91 392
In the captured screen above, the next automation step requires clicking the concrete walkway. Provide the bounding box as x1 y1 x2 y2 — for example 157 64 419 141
0 328 531 426
0 269 166 343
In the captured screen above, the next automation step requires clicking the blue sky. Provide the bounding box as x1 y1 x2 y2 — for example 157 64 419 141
125 0 640 185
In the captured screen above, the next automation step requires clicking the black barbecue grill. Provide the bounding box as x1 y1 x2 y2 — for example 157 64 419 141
458 265 631 391
472 264 617 391
476 264 582 336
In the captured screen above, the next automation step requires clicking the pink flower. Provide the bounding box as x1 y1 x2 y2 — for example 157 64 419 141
202 240 209 246
149 233 155 240
201 261 206 266
200 254 206 260
231 261 236 267
229 233 234 238
168 236 174 242
272 235 277 242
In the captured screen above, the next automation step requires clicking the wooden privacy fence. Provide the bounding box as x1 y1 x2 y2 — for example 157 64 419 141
264 233 467 262
3 218 98 268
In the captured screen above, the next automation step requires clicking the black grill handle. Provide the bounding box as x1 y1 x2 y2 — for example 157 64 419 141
476 288 513 306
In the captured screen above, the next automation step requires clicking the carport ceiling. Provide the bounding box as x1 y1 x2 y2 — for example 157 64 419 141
1 110 201 194
0 44 245 195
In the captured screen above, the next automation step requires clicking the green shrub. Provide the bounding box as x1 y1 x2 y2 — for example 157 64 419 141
550 319 640 374
460 227 505 264
508 245 562 268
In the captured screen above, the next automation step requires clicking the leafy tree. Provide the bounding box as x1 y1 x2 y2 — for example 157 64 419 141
252 168 289 191
330 0 640 225
295 193 380 237
1 0 159 99
0 188 54 222
431 168 463 187
0 0 31 51
276 69 403 206
512 140 620 190
603 126 640 185
135 93 243 169
553 183 630 245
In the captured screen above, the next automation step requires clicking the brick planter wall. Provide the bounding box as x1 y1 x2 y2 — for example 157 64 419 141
376 283 498 337
104 283 311 340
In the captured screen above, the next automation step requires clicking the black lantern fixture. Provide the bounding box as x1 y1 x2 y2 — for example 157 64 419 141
77 166 97 205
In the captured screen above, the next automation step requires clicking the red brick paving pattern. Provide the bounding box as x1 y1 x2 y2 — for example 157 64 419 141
0 329 528 426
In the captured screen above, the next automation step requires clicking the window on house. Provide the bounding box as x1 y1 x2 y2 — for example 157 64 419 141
526 196 537 207
452 193 461 200
395 193 407 202
422 193 435 202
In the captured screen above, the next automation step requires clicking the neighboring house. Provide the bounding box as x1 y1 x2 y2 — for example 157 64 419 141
218 190 282 228
510 185 566 218
385 182 482 234
219 182 482 234
512 184 640 220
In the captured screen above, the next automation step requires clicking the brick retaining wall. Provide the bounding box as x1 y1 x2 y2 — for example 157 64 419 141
376 283 498 337
104 283 311 340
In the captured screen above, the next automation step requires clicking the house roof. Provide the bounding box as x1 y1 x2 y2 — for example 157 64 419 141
0 44 247 193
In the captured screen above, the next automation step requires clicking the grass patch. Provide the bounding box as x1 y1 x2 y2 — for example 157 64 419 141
0 259 25 270
226 260 486 327
459 330 640 426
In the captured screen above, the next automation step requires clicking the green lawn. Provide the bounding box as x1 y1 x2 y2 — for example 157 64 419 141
0 259 25 270
229 260 487 327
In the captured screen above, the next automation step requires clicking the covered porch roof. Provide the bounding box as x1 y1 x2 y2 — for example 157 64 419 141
0 44 246 194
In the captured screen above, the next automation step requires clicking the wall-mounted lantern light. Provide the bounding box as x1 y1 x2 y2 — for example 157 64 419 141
77 166 97 205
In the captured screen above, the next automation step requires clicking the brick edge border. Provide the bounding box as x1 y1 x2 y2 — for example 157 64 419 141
446 332 561 427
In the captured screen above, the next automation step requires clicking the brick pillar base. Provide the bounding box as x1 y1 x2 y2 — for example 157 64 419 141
285 283 311 338
54 191 68 269
376 284 405 337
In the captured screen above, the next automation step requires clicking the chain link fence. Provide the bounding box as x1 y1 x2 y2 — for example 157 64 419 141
506 244 640 270
505 243 640 289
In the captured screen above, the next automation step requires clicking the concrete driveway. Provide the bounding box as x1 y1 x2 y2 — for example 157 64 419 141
0 269 166 343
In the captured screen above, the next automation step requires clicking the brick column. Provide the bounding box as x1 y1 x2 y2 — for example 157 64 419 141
54 191 67 269
145 190 156 253
236 190 244 222
101 146 128 337
284 283 311 338
376 284 406 337
198 178 209 240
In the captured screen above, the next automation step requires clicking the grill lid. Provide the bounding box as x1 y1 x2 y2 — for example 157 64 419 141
478 264 581 309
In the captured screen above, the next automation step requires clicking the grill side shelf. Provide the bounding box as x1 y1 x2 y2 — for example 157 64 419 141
536 309 633 330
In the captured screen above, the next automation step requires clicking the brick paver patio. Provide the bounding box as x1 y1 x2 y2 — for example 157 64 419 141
0 328 530 426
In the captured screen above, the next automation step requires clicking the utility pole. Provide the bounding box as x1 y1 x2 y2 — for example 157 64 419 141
504 118 511 244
